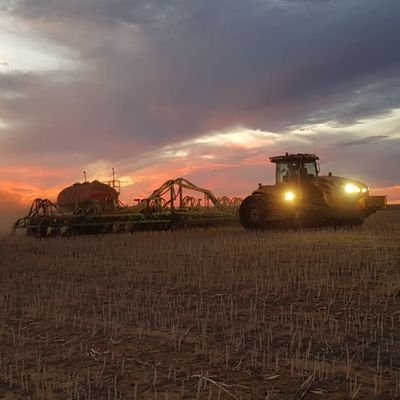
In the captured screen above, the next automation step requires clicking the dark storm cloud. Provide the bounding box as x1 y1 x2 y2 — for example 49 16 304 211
323 137 400 187
340 135 389 146
302 75 400 127
0 0 400 165
2 0 195 24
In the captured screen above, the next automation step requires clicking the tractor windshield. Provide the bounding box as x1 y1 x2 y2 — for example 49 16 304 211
303 162 318 177
276 161 318 184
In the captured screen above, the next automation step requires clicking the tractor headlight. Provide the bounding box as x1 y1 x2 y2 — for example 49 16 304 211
284 191 296 201
344 183 361 194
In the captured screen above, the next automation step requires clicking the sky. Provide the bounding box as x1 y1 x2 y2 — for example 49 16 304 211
1 0 400 231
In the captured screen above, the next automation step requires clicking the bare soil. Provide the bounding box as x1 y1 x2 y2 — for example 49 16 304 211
0 210 399 399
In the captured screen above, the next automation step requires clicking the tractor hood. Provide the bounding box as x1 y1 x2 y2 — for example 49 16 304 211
316 175 368 193
315 175 369 208
252 174 385 214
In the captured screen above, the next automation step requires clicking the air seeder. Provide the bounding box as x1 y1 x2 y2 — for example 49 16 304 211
239 153 386 229
13 178 241 237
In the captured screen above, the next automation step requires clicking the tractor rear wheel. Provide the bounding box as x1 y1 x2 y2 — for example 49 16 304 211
239 196 269 229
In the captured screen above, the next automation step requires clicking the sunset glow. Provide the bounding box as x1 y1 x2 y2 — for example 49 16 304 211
0 0 399 232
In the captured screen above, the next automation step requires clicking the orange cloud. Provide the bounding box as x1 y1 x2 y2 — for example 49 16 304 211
0 179 60 203
0 163 86 204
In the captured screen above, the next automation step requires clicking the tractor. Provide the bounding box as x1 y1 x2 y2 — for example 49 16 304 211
239 153 386 229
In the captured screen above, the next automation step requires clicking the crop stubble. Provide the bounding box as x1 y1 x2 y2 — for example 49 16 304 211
0 210 399 399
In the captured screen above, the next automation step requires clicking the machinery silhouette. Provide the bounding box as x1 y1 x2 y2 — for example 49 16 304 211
239 153 386 229
13 153 387 236
13 177 241 237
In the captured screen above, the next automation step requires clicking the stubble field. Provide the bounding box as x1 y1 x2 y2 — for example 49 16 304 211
0 210 399 400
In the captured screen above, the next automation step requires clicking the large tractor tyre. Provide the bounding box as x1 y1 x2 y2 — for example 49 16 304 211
239 196 269 229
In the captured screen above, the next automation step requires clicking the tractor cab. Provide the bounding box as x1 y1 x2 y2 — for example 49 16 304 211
270 153 319 185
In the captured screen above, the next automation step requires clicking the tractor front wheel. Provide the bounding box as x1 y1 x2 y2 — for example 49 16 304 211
239 196 269 229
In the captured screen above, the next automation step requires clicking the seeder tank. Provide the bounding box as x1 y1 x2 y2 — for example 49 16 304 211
57 181 119 211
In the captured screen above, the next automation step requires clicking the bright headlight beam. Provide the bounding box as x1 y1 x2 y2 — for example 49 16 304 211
284 191 295 201
344 183 361 193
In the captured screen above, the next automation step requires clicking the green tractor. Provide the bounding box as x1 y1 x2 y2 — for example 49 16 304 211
239 153 386 229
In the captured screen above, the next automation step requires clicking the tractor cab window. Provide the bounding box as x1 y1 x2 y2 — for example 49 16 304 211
302 162 318 178
277 162 298 184
276 161 318 184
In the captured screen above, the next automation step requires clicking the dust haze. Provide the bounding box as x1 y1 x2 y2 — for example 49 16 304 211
0 190 28 236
